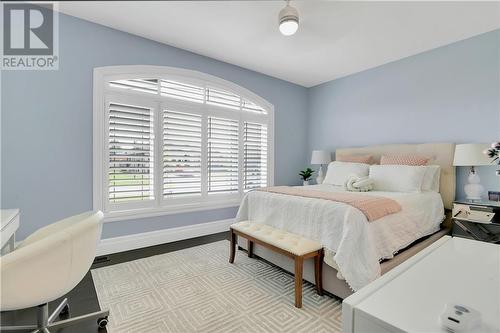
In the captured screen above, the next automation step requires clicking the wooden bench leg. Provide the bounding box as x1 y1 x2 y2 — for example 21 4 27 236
314 249 324 296
229 229 236 264
248 240 254 258
294 256 303 308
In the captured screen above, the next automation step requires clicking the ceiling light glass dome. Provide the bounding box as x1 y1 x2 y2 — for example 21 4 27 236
279 2 299 36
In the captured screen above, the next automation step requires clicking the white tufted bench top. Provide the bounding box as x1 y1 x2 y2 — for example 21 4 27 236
230 221 322 256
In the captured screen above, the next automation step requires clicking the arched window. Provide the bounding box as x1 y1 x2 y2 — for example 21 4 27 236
93 66 274 220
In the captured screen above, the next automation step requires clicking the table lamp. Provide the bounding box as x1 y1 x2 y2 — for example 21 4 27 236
453 143 491 201
311 150 331 184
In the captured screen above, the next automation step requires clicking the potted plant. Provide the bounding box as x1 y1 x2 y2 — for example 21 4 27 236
485 141 500 176
299 168 315 186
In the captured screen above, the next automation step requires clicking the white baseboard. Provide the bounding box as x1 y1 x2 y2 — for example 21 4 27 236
96 218 234 256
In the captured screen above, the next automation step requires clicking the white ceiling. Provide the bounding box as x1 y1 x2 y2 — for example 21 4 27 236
56 1 500 87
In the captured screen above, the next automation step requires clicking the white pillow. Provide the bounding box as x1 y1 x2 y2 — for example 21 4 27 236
323 161 370 186
369 165 427 192
421 165 441 192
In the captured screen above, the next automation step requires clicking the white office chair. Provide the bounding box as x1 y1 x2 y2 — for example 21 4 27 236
0 211 109 332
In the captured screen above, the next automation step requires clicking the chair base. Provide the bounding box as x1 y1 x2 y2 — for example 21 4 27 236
1 298 109 332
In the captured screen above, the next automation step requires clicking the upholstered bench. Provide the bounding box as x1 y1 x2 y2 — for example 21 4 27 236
229 221 324 308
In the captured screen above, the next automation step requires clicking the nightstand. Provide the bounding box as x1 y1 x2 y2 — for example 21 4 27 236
452 200 500 244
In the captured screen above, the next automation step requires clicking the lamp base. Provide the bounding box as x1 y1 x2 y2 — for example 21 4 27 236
316 165 324 184
464 167 484 201
464 184 484 201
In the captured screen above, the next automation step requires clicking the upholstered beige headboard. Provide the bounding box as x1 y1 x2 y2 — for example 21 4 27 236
336 143 456 210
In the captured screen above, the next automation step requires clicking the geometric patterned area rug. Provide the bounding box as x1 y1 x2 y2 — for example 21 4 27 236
91 240 342 333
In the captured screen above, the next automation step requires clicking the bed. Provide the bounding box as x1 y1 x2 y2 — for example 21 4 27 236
235 143 456 299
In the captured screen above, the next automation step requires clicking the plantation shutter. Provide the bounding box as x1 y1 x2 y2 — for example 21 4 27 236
242 99 267 114
244 122 268 190
108 102 155 202
102 73 272 214
109 79 158 95
208 117 239 194
163 110 202 197
160 80 204 104
206 87 240 110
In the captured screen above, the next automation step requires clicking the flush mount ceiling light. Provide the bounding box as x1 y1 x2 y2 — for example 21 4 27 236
279 0 299 36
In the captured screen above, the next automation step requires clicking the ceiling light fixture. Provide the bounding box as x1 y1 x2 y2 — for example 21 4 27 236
279 0 299 36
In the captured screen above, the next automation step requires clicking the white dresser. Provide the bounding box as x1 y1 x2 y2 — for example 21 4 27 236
343 236 500 332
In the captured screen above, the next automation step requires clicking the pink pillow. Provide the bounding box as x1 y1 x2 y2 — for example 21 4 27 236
380 154 429 166
337 154 374 164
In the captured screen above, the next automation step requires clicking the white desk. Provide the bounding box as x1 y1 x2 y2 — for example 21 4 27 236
343 236 500 332
1 209 20 254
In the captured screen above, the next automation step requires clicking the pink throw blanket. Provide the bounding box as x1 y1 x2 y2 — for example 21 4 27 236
257 186 402 222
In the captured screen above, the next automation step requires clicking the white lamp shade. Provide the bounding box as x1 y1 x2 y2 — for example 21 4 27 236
453 143 492 166
311 150 331 165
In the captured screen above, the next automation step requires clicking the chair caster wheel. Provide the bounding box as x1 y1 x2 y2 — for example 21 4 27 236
60 304 70 316
97 316 108 329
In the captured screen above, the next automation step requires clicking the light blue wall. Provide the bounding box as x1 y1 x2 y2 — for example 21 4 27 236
1 13 309 240
308 29 500 200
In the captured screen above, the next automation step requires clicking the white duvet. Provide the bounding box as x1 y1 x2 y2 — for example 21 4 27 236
235 184 444 291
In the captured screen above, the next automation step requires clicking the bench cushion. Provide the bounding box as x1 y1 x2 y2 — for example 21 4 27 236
231 221 322 256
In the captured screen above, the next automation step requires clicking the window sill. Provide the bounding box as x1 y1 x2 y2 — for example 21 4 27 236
103 199 241 223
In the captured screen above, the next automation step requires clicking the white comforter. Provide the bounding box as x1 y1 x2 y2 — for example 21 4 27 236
235 184 444 291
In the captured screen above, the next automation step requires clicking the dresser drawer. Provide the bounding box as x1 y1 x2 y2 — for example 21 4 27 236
452 220 500 244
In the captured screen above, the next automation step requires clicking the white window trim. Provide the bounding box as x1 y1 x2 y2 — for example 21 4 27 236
93 65 275 222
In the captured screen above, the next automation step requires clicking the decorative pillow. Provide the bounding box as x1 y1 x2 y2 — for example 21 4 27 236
380 154 429 166
323 161 370 186
421 165 441 192
337 154 374 164
369 165 427 192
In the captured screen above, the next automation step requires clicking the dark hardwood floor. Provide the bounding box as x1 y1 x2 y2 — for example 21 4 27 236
0 231 229 332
